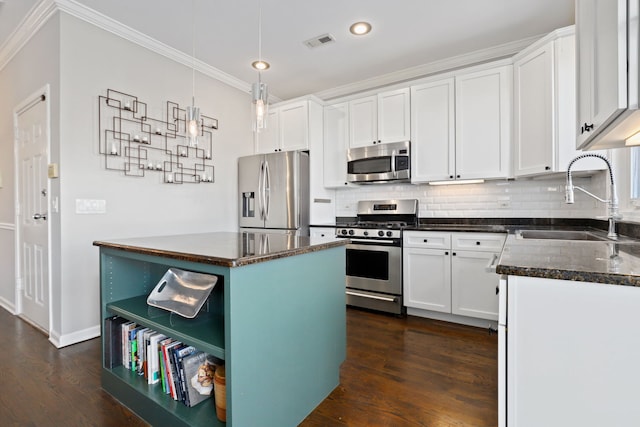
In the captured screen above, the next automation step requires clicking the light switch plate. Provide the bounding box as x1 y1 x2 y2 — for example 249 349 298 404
48 163 59 179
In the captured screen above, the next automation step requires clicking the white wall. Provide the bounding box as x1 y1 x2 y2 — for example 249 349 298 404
48 13 253 346
0 16 60 312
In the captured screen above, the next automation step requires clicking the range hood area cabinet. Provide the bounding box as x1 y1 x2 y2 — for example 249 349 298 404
575 0 640 150
348 88 411 148
410 62 512 183
513 27 606 177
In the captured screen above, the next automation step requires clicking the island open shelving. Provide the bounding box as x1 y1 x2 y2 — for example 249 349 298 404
96 232 346 427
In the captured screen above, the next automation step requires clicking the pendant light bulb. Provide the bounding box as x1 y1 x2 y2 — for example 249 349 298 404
252 81 268 132
186 105 200 147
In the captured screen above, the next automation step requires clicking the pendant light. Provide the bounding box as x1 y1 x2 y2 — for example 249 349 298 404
186 0 200 146
252 0 269 133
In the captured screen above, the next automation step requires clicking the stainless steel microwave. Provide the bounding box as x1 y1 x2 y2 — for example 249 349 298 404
347 141 410 184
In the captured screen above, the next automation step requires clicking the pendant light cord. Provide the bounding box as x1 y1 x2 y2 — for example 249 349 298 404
191 0 196 106
258 0 262 84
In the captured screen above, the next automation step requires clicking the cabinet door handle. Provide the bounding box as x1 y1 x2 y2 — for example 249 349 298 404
584 122 594 132
476 241 481 245
452 252 456 256
496 285 500 295
445 251 449 255
423 239 428 243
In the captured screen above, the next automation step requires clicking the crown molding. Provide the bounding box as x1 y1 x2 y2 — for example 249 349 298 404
313 33 544 101
0 0 57 71
54 0 252 94
0 0 255 95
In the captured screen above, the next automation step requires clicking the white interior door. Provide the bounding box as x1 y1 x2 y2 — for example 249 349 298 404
15 91 50 333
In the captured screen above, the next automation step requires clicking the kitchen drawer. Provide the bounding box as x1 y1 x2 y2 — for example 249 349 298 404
452 232 506 252
403 231 451 249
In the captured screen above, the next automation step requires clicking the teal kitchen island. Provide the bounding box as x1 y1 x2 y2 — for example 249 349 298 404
93 231 347 427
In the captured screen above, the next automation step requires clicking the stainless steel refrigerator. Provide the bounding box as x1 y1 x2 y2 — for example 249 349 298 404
238 150 309 236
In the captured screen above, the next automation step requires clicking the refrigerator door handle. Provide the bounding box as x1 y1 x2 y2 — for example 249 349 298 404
258 160 265 220
264 160 271 220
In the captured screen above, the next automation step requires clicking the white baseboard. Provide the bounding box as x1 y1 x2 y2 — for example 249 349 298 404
407 307 498 329
49 324 100 348
0 296 16 314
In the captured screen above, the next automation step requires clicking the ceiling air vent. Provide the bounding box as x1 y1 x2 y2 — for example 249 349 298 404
304 33 336 49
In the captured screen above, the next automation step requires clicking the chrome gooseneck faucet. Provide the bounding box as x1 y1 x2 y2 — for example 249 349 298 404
565 153 620 239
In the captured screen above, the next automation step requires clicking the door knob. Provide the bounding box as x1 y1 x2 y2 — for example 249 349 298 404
33 213 47 220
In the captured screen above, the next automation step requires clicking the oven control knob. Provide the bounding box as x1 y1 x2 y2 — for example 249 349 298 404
341 229 348 235
348 230 355 236
386 231 393 237
378 230 384 237
363 231 369 236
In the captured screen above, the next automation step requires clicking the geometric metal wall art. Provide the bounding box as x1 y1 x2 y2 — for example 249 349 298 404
98 89 217 184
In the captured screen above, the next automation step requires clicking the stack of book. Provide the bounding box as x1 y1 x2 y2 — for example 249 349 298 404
104 315 220 408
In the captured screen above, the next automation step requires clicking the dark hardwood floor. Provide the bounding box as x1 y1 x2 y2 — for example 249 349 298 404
0 307 497 426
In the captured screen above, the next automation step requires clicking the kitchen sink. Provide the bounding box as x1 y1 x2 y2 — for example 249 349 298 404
516 229 608 241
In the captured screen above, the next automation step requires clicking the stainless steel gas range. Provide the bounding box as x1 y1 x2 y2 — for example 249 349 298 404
335 199 418 315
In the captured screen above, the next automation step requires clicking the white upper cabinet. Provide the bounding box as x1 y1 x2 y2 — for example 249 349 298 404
255 100 310 153
378 89 411 143
576 0 640 149
514 28 607 176
349 95 378 148
323 102 351 188
256 109 280 153
279 101 309 151
410 78 456 182
455 64 512 180
349 88 410 148
513 40 554 176
411 62 511 184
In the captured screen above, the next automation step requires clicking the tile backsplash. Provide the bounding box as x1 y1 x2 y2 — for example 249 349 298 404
336 171 607 219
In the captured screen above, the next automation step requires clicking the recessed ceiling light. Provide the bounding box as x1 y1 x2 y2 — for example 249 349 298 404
349 21 372 36
251 60 270 71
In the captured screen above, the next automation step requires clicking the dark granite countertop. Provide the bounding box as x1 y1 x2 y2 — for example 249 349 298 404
93 231 347 268
407 218 640 286
496 234 640 286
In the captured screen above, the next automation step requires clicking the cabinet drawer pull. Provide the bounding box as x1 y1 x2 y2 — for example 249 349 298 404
423 239 428 243
476 241 481 245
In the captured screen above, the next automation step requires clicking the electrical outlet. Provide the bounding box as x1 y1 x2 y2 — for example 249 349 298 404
76 199 107 214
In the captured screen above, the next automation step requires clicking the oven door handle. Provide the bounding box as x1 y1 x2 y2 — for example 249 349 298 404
349 238 397 245
346 291 397 302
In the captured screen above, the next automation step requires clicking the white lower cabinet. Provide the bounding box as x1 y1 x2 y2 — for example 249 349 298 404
504 275 640 426
310 227 336 239
451 250 500 320
403 231 505 323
